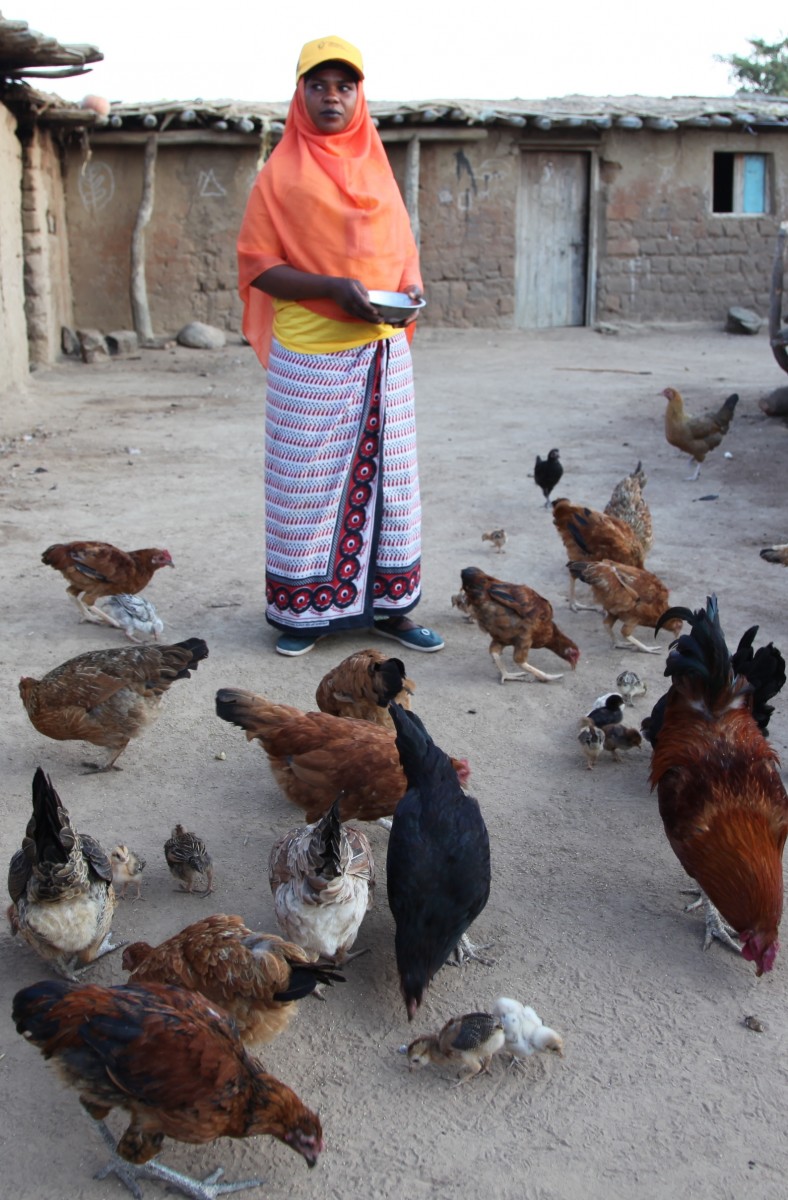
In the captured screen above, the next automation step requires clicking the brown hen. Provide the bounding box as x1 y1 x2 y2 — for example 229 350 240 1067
459 566 580 683
662 388 738 481
19 638 208 771
42 540 173 627
552 497 646 610
315 649 414 729
122 914 343 1046
604 461 653 555
13 979 323 1197
214 687 469 824
567 560 682 653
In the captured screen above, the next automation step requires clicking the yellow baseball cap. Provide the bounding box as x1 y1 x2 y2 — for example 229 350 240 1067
296 36 364 82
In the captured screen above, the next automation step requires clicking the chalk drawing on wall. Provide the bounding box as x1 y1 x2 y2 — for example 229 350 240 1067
198 169 227 197
78 162 115 213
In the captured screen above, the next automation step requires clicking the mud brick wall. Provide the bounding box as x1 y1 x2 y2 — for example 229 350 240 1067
0 104 29 391
20 126 74 366
417 131 517 327
595 129 785 323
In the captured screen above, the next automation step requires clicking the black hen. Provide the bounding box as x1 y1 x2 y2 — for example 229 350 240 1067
534 448 563 508
386 703 491 1020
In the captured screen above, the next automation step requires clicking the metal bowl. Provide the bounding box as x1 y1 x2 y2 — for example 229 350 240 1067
367 290 427 321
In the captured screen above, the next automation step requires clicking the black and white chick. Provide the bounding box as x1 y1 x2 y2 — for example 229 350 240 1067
98 594 164 642
615 670 647 705
587 692 624 727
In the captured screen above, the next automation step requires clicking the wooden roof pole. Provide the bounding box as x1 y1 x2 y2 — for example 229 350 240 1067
130 133 157 346
405 134 420 250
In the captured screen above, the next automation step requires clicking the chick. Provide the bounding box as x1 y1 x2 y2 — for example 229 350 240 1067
99 594 164 642
578 720 605 770
451 592 475 623
616 670 647 705
109 845 146 900
164 825 214 896
587 692 624 727
482 529 507 553
406 1012 505 1086
601 723 642 762
492 997 564 1068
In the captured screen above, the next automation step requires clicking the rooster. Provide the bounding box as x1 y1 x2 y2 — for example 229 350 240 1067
566 560 682 654
534 448 563 508
122 915 343 1046
644 596 788 974
12 979 323 1197
459 566 580 683
552 498 646 610
315 649 413 729
269 797 375 963
7 768 120 978
42 541 173 627
19 639 208 771
661 388 738 481
387 703 491 1019
215 687 469 824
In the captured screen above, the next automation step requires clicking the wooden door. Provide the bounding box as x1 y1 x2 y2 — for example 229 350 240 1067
515 151 589 328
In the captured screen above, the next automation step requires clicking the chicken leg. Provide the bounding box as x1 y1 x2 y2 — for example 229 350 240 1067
684 457 702 482
69 591 125 629
91 1116 264 1200
682 889 742 955
492 651 563 684
448 932 495 967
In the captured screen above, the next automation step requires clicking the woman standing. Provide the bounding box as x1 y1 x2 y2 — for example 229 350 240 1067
237 35 444 657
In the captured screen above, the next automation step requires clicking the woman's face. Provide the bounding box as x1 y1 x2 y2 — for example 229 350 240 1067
303 66 358 134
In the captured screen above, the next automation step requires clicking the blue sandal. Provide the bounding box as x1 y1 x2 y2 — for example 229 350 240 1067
275 631 326 657
374 622 444 653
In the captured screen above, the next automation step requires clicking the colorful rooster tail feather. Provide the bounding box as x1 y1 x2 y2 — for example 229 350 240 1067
658 596 732 697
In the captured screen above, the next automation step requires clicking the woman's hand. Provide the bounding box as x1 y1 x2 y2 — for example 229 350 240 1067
329 277 384 324
392 283 424 328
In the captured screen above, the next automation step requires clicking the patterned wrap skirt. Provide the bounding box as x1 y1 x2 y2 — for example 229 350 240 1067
264 331 422 633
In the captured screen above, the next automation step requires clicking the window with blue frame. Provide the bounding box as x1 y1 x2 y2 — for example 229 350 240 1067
712 152 769 214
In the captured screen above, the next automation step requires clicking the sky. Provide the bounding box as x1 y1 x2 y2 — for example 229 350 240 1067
12 1 788 106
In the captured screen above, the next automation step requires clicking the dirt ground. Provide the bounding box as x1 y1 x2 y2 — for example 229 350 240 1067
2 322 788 1200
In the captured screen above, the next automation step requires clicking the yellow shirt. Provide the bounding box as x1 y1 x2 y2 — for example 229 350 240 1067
272 298 397 355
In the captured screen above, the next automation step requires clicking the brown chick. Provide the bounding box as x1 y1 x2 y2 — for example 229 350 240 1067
567 559 683 654
164 825 214 895
600 722 643 761
482 528 507 553
406 1012 505 1086
13 979 323 1196
215 687 470 824
42 541 173 628
662 388 738 481
578 720 605 770
760 544 788 567
451 591 475 623
460 565 580 683
19 638 208 772
109 845 146 900
315 649 414 729
7 768 120 979
122 914 343 1047
552 497 646 610
269 797 375 963
604 461 653 555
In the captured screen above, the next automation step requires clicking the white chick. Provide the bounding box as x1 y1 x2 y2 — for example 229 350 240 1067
615 670 647 705
492 996 564 1066
99 593 164 642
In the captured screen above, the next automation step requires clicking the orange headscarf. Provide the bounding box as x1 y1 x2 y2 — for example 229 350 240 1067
237 77 422 366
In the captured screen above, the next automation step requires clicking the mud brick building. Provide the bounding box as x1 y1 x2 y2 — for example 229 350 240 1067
3 10 788 394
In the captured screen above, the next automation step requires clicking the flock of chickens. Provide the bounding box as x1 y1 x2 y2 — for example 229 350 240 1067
8 382 788 1199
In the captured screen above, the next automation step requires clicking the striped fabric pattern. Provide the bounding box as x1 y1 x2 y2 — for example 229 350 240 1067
264 332 422 632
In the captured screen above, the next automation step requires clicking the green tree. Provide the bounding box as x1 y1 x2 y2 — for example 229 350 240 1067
717 37 788 95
